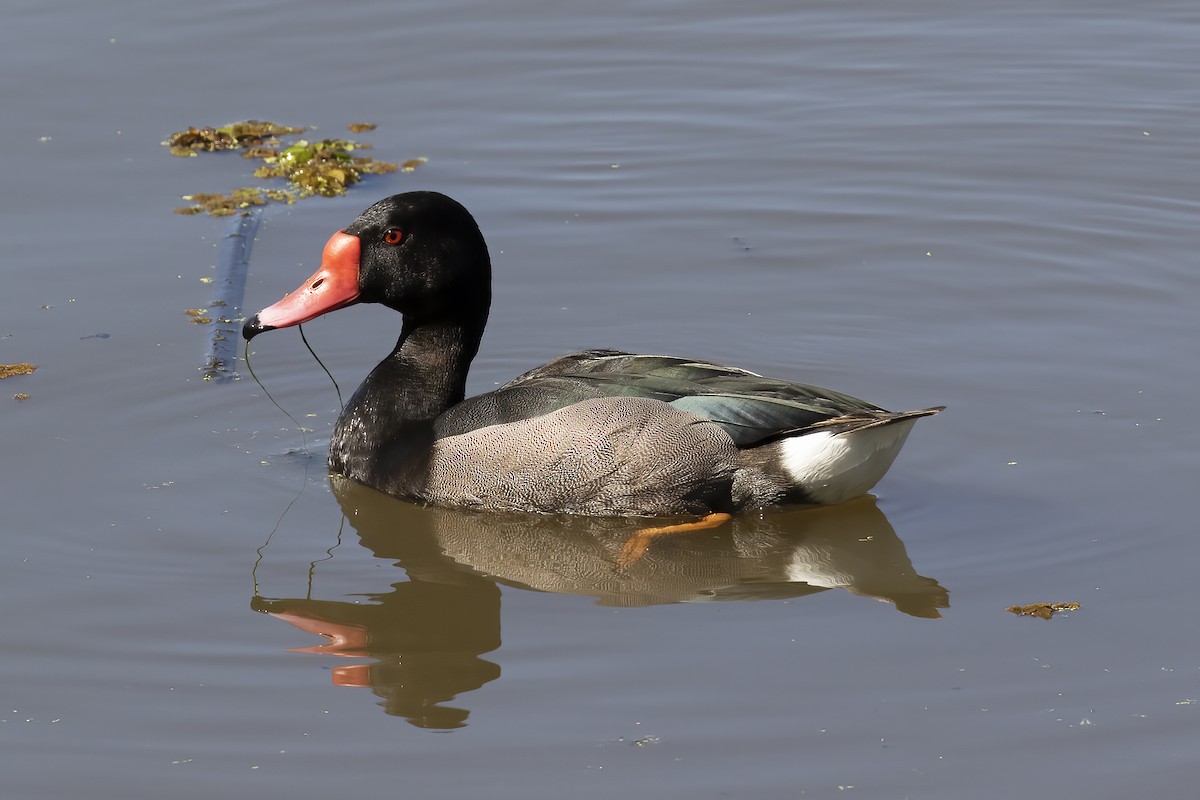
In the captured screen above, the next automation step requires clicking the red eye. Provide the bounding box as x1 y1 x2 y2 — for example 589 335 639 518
383 228 404 245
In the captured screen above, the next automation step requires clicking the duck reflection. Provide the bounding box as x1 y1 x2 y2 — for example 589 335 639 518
252 477 946 728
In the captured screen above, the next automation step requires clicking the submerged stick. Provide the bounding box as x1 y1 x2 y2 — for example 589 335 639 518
203 209 262 381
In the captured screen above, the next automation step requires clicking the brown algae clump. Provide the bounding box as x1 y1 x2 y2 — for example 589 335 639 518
178 189 271 217
163 121 306 156
0 362 38 379
1007 602 1081 620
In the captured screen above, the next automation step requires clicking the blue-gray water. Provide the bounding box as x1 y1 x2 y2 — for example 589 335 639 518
3 1 1198 797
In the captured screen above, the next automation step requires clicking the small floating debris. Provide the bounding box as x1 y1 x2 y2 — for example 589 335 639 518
346 122 376 133
242 146 278 160
1007 601 1080 620
0 362 37 379
184 308 212 325
165 120 411 216
13 393 31 401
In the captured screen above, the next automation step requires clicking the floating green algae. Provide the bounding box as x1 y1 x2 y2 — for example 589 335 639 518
253 138 399 198
164 120 416 216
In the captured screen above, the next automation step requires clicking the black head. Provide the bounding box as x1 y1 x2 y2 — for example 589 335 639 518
243 191 492 339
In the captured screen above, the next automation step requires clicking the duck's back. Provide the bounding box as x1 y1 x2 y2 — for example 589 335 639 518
434 349 885 447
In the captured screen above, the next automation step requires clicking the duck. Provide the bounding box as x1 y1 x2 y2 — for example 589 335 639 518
243 191 941 522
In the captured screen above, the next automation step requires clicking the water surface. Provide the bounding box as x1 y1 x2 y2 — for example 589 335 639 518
3 0 1198 797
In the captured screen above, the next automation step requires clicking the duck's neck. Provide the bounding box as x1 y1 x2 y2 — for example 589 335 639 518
329 314 485 491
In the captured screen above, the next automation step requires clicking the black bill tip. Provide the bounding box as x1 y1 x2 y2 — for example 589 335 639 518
242 314 273 341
